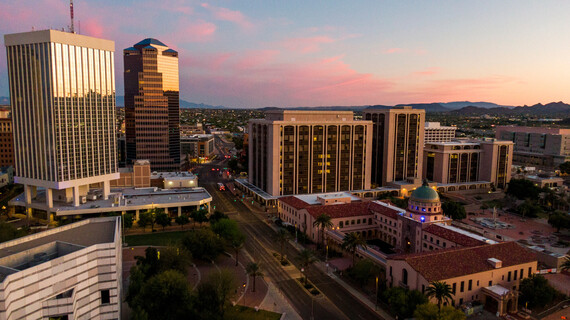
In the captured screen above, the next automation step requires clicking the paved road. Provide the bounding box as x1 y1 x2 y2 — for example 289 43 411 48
197 162 384 320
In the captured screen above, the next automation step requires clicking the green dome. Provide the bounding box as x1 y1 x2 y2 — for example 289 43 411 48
410 180 440 202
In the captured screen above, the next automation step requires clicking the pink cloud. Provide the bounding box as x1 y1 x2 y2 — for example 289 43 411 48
180 20 216 42
384 48 404 54
201 3 254 30
277 36 336 54
413 67 440 76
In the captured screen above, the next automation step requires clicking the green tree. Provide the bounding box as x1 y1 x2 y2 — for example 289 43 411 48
313 213 333 249
507 178 541 200
384 287 428 319
245 262 263 293
442 201 467 220
181 228 224 261
211 218 246 266
560 161 570 174
342 232 368 266
0 221 26 242
348 259 382 288
133 270 193 320
548 211 570 232
191 209 209 227
425 281 454 310
205 268 237 319
276 228 290 263
138 211 152 232
209 211 228 223
195 281 222 320
519 275 556 309
174 214 190 230
517 199 542 219
155 210 171 231
414 303 466 320
297 249 316 284
123 213 134 230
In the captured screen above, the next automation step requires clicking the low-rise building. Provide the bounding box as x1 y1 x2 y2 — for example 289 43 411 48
0 166 14 188
496 126 570 170
151 171 198 189
181 134 215 159
0 217 122 319
387 241 537 316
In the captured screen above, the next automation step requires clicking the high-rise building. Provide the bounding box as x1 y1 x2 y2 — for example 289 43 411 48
364 107 425 187
248 110 372 196
124 38 180 171
4 30 119 209
495 126 570 169
423 138 513 189
0 111 14 167
424 122 456 143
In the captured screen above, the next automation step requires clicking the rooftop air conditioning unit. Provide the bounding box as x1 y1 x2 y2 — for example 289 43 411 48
487 258 502 269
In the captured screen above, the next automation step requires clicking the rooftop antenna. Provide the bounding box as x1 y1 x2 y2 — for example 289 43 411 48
69 0 75 33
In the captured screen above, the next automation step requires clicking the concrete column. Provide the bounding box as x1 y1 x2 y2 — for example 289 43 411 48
73 186 80 207
177 207 181 216
46 188 53 209
135 210 140 221
103 180 110 200
48 212 53 224
24 184 32 204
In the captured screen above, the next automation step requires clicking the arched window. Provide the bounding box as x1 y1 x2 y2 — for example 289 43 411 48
339 221 344 228
402 268 408 285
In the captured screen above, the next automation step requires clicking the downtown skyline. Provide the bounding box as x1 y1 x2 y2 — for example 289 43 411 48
1 0 570 108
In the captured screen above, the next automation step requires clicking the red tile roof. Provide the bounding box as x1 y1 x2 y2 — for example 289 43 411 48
423 224 485 247
391 242 537 282
279 196 310 210
305 201 372 219
369 201 403 219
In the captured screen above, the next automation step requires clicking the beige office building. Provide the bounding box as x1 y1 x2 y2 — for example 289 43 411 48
424 122 457 143
364 107 425 187
4 30 119 209
495 126 570 169
423 138 513 189
248 110 372 196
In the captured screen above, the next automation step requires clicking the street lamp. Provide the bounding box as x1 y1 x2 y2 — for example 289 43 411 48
242 282 247 306
375 276 379 310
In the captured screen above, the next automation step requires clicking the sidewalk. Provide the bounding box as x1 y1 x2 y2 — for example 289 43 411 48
259 281 303 320
285 228 395 320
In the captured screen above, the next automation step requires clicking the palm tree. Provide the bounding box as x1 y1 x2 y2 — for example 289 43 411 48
297 249 316 284
341 232 368 267
246 262 263 292
561 257 570 272
425 281 454 311
276 228 290 262
313 214 333 249
230 234 245 266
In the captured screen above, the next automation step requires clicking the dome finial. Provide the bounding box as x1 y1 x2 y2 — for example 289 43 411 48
422 179 429 187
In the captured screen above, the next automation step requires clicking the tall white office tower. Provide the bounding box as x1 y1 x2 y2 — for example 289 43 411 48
4 30 119 211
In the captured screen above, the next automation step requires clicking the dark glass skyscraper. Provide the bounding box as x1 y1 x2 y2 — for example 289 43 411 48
124 38 180 171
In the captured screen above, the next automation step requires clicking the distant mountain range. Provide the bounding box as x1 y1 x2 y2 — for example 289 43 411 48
1 96 569 116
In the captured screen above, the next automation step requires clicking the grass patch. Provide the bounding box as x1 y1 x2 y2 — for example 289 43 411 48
125 231 187 246
225 305 281 320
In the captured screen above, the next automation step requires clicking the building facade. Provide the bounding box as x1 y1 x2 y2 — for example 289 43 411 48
181 134 215 158
124 38 180 172
495 126 570 169
0 115 14 168
249 110 372 196
423 138 513 189
364 107 425 187
424 122 456 143
4 30 119 209
0 217 122 320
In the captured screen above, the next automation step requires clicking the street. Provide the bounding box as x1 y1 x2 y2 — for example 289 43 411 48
196 161 384 320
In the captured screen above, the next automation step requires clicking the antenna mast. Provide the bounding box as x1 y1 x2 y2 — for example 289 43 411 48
69 0 75 33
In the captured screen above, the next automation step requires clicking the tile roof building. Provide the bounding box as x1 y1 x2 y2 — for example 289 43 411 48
387 242 537 316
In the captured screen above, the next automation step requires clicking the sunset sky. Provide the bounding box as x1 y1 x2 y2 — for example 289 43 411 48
1 0 570 108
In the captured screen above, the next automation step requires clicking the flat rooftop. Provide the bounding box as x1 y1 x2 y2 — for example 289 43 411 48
294 192 360 205
0 217 117 282
9 187 212 216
